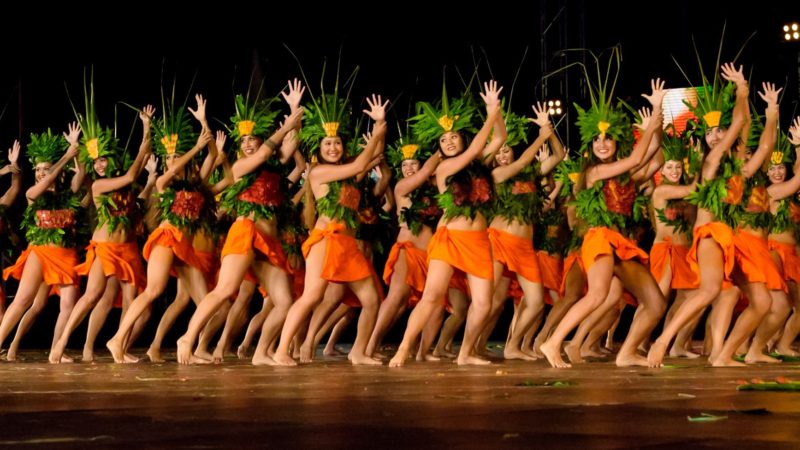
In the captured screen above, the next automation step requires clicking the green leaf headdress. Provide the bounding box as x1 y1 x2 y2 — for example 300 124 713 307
27 129 66 165
674 25 752 139
386 121 431 177
409 75 478 147
769 128 795 167
503 108 531 148
229 80 281 143
565 46 633 156
287 47 359 158
554 152 585 197
661 124 702 177
67 68 120 177
153 76 198 158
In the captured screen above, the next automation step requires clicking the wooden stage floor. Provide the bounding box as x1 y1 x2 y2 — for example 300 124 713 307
1 346 799 448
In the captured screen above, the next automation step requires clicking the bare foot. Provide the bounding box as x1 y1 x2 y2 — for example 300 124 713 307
669 346 700 359
389 349 409 367
432 347 456 359
61 354 74 363
711 356 746 367
146 348 165 363
616 353 649 367
417 352 441 362
176 337 193 365
272 351 298 366
532 336 546 357
646 340 667 368
504 347 539 361
372 350 387 359
193 349 213 361
106 338 126 363
323 346 345 357
189 355 213 365
299 343 314 363
82 348 95 362
744 352 782 364
564 343 585 364
237 344 251 359
252 353 278 366
123 353 140 364
457 354 492 366
212 348 224 363
474 346 493 358
540 340 571 368
580 346 606 359
775 346 799 357
349 352 383 365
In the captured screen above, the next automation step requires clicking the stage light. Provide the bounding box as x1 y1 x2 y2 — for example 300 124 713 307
785 23 800 41
547 100 563 115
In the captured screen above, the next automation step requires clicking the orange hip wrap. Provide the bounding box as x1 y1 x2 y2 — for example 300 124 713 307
488 228 541 283
302 223 372 283
75 240 147 289
580 227 648 272
427 227 493 280
383 241 428 306
221 218 288 272
688 222 735 285
143 223 203 270
3 245 78 287
535 250 563 293
649 236 699 290
768 240 800 284
733 229 787 292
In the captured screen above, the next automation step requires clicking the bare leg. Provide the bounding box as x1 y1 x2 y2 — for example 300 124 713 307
147 278 194 363
581 303 621 357
366 253 411 357
505 275 545 361
712 277 771 367
614 261 667 367
648 238 723 367
52 285 79 356
0 251 46 351
8 283 49 361
324 308 356 357
346 276 382 365
214 280 255 362
50 258 112 363
707 287 739 362
175 252 252 364
390 260 455 367
238 296 271 359
82 280 118 362
565 279 623 363
273 239 331 366
417 303 445 361
669 290 702 358
432 288 467 359
777 281 800 355
251 262 296 366
195 303 231 361
298 284 345 363
107 245 175 363
745 289 790 363
540 255 615 368
534 262 584 356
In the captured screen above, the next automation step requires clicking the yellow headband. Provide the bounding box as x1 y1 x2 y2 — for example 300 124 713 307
703 111 721 128
322 122 340 138
86 138 99 160
401 144 419 160
238 120 256 137
160 134 179 155
597 121 610 139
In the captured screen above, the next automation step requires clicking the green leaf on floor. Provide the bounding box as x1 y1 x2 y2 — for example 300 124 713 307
687 413 728 422
737 382 800 391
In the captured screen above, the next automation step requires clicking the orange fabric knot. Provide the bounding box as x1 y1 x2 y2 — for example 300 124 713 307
511 180 536 195
745 186 769 213
723 175 744 205
171 191 205 220
238 171 283 206
338 184 361 210
36 209 76 229
602 178 636 216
